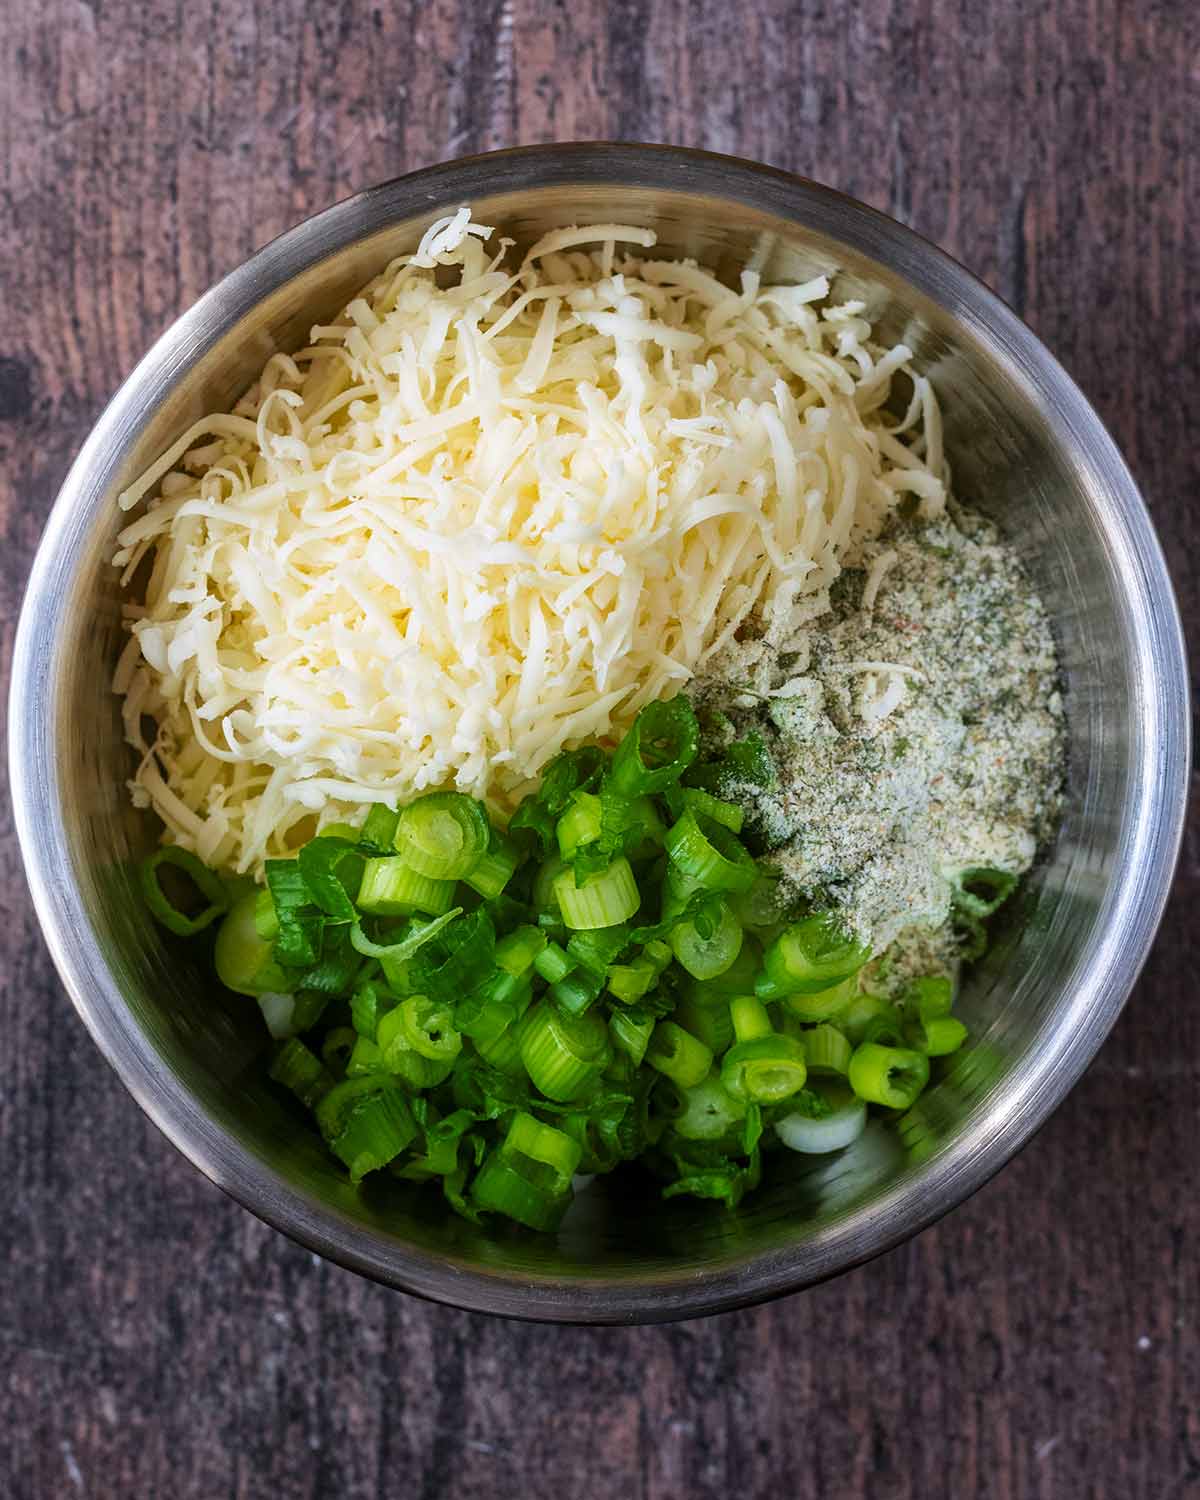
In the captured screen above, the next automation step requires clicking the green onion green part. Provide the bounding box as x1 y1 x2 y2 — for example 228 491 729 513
762 914 872 996
553 856 641 930
803 1023 854 1076
315 1076 418 1182
519 1001 610 1101
670 898 743 980
848 1042 930 1109
665 809 758 894
151 689 997 1233
721 1034 808 1104
214 890 289 996
140 846 231 936
356 856 457 917
645 1022 713 1089
394 791 491 880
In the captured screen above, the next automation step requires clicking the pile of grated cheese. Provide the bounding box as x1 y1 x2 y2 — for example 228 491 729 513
113 207 948 875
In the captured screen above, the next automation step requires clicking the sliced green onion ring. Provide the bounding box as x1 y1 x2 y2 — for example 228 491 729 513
720 1035 808 1104
848 1042 930 1108
356 856 456 917
214 890 289 996
394 792 491 881
762 914 872 995
519 1001 610 1101
670 898 743 980
673 1072 747 1141
140 846 230 936
644 1021 713 1089
608 697 699 798
665 808 758 894
554 856 641 930
803 1023 853 1076
776 1087 867 1153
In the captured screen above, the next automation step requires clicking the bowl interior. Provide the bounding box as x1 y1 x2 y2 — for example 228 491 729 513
17 155 1184 1321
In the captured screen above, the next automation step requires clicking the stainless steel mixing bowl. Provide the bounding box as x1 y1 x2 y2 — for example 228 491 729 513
9 145 1189 1323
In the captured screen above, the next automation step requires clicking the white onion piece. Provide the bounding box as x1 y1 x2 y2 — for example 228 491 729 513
775 1095 867 1154
257 991 296 1040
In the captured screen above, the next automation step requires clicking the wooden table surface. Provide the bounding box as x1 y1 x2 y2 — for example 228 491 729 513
2 3 1196 1497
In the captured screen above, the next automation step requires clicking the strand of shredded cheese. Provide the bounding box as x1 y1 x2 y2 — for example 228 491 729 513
114 209 948 873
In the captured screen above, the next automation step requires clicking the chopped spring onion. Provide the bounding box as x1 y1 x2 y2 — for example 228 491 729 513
606 955 658 1003
803 1023 853 1076
507 1110 582 1183
645 1021 713 1089
729 994 773 1043
469 1154 570 1231
664 809 758 894
671 898 743 980
296 836 363 920
214 890 289 996
608 696 699 798
609 1009 656 1066
350 980 391 1040
376 1006 457 1088
321 1027 357 1076
533 940 574 984
315 1076 418 1182
394 791 491 880
952 865 1018 918
908 1014 969 1056
360 804 399 849
689 934 762 996
720 1035 808 1104
348 907 463 962
835 991 895 1046
264 859 324 966
494 925 547 979
680 787 744 833
550 967 605 1017
463 830 522 898
532 852 568 915
394 994 462 1062
673 1072 747 1141
777 974 859 1020
860 1006 907 1048
269 1038 333 1108
257 990 297 1039
909 975 954 1019
672 989 735 1054
554 856 641 930
470 1112 582 1231
456 968 529 1042
356 857 456 917
727 870 785 934
406 907 496 1002
475 1025 526 1074
319 821 361 842
556 791 604 858
140 845 230 936
519 1001 610 1101
147 687 999 1233
624 796 667 858
762 914 871 996
347 1036 384 1075
776 1088 868 1153
848 1042 930 1109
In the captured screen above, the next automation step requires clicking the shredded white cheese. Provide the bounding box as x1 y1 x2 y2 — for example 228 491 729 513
114 208 949 874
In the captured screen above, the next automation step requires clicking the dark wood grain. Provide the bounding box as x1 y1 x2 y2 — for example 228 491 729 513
2 2 1197 1496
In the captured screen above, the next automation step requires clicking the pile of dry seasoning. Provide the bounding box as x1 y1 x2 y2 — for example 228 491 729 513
695 507 1065 993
